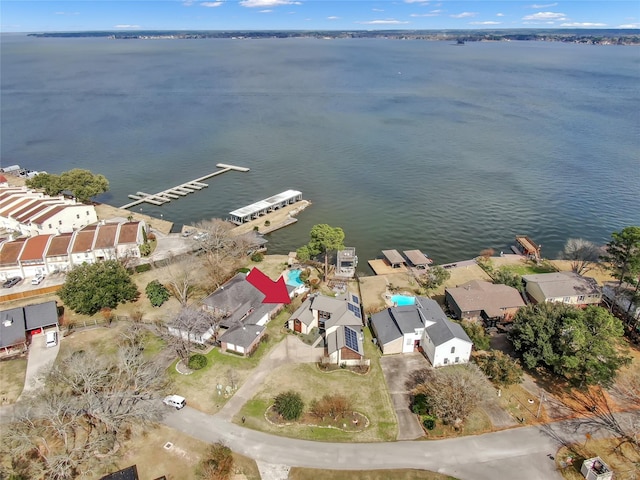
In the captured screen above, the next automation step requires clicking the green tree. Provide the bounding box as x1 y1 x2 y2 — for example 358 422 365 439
60 168 109 203
296 224 345 280
475 350 523 386
25 172 63 196
601 226 640 289
145 280 170 307
273 390 304 421
492 267 523 292
418 265 451 293
460 320 491 351
509 303 629 387
58 260 139 315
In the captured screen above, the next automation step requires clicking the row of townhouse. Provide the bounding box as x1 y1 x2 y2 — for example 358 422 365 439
0 183 98 237
0 220 146 280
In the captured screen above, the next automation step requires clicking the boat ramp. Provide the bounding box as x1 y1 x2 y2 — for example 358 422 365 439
120 163 249 209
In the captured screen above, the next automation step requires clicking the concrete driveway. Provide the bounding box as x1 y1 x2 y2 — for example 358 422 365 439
379 352 427 440
19 328 60 399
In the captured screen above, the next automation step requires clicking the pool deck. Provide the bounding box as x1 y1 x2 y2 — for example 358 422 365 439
368 259 408 275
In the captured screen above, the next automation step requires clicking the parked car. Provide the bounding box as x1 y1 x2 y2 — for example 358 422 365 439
163 395 187 410
182 230 193 237
46 331 58 348
2 277 22 288
31 273 45 285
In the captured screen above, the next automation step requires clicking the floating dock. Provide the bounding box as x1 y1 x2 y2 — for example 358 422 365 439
120 163 249 209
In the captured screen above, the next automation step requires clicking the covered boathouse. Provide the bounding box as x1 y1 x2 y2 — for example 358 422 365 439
229 190 303 225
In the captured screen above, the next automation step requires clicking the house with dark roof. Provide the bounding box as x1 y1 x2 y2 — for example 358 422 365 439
288 292 364 365
370 297 472 367
0 301 59 355
522 271 602 306
445 280 526 324
195 271 294 356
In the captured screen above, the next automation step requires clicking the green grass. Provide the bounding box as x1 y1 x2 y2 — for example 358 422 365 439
420 409 493 439
500 261 558 276
237 327 397 443
289 468 459 480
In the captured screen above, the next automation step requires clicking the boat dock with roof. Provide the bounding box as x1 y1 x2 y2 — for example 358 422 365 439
120 163 249 209
229 190 303 225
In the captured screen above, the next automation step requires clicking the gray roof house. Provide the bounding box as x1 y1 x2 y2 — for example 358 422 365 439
1 300 59 355
288 292 364 365
200 271 294 356
370 296 472 367
522 271 602 306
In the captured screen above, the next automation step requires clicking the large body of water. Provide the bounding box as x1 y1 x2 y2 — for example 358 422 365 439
2 35 639 267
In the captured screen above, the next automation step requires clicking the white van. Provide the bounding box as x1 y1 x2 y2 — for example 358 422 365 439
45 331 58 348
163 395 187 410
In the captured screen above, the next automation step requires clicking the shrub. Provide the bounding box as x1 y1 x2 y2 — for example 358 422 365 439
188 353 208 370
475 350 523 386
237 267 250 273
299 268 310 283
460 321 491 351
264 220 271 226
310 394 352 420
145 280 170 307
411 393 430 415
135 263 152 273
273 390 304 421
196 442 233 480
422 415 436 430
139 243 152 257
251 252 264 262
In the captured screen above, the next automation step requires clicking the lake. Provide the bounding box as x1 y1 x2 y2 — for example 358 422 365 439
1 35 639 266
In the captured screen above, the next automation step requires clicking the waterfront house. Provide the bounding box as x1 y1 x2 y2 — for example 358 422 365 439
522 271 601 306
335 247 358 278
370 296 472 367
288 292 364 365
445 280 525 325
200 271 294 356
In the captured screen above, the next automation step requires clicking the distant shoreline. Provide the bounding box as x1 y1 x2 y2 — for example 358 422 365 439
23 29 640 46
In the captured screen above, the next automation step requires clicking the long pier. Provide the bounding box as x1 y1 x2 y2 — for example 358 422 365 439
120 163 249 209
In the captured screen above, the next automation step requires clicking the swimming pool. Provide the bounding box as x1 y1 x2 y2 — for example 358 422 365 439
390 295 416 306
286 269 304 287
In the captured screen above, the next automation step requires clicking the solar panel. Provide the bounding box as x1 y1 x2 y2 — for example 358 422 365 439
347 303 361 318
344 327 359 351
352 294 359 304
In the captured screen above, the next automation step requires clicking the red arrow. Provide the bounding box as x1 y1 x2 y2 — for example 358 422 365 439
246 268 291 304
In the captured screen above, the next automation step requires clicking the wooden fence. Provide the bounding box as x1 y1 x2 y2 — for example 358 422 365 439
0 284 62 303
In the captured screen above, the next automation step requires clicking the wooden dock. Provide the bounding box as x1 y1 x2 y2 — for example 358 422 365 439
120 163 249 209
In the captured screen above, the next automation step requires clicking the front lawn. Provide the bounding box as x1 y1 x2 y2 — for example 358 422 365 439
237 328 397 442
168 310 290 414
0 357 27 403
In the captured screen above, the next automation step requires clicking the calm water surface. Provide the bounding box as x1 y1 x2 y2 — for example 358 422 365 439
2 36 639 266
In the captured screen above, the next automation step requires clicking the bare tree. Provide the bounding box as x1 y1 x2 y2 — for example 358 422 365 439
165 256 201 307
563 238 600 275
2 335 168 480
163 306 221 360
410 364 492 428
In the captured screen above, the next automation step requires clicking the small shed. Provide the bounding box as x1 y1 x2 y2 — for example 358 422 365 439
382 249 405 269
581 457 613 480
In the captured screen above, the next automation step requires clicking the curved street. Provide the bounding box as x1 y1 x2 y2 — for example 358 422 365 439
162 406 568 480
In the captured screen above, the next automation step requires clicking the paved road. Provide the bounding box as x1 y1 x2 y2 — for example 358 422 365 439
163 406 565 480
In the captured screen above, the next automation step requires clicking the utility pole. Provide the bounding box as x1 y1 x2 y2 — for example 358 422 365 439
536 391 545 418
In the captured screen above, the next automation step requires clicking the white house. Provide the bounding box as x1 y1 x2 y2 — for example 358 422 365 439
522 271 602 306
0 186 97 236
370 296 473 367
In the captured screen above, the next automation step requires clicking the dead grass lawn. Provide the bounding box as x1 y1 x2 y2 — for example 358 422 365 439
289 468 458 480
0 356 27 403
106 424 260 480
556 438 640 480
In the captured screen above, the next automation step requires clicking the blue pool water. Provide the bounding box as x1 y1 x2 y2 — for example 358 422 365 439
286 269 304 287
391 295 416 306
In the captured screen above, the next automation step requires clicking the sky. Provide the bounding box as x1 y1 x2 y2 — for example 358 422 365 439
1 1 639 33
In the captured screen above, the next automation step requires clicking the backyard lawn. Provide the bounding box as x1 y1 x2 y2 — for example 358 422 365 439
555 438 640 480
237 327 397 442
